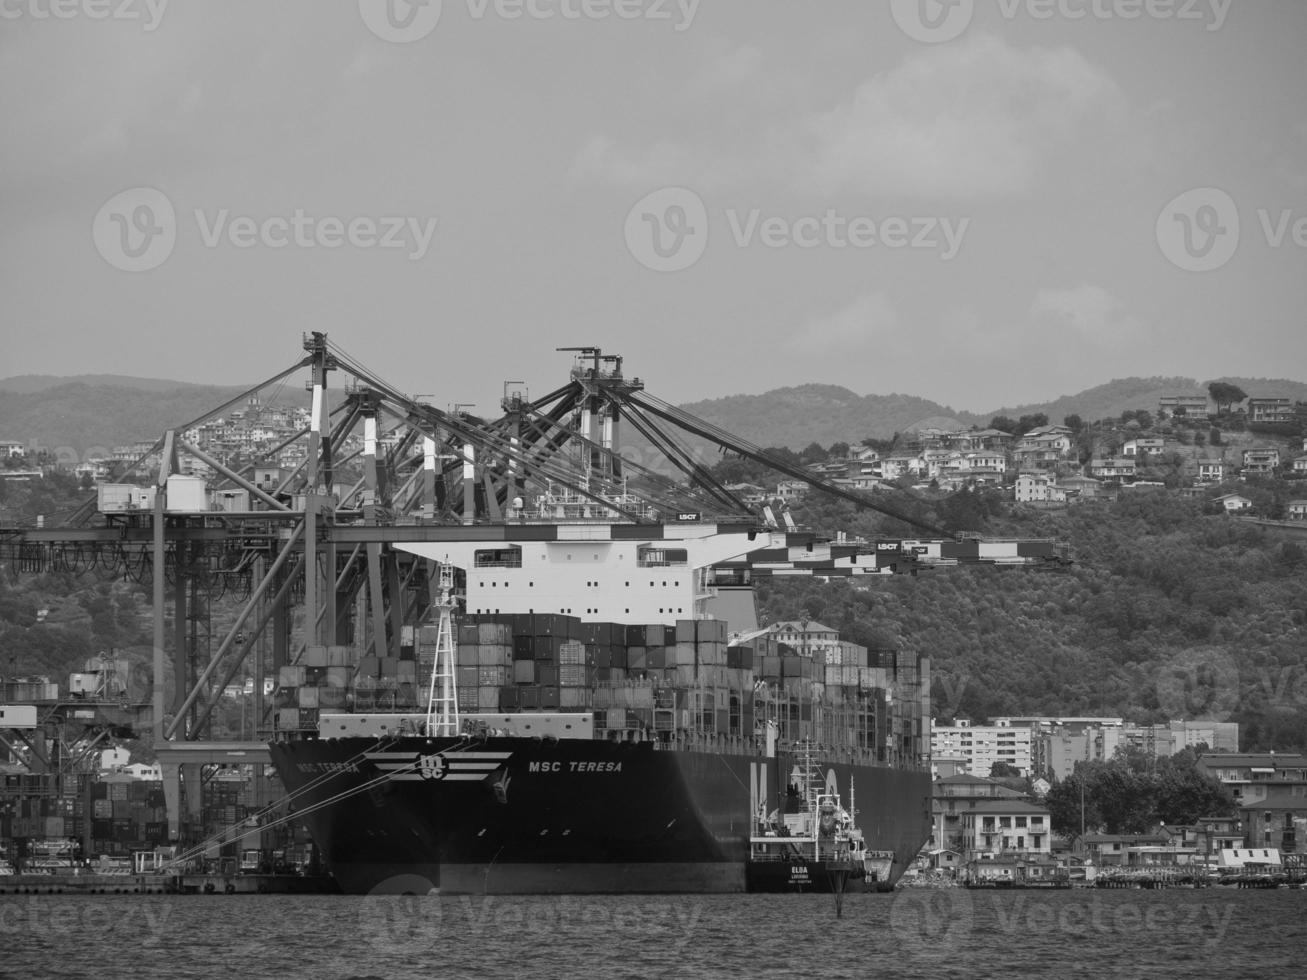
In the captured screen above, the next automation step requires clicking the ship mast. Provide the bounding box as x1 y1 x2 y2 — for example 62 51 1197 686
424 562 460 736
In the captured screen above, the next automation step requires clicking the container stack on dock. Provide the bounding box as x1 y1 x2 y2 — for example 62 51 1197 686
1 773 91 844
1 767 307 866
90 777 169 855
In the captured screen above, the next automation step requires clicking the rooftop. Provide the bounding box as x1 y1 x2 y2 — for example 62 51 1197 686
970 798 1049 814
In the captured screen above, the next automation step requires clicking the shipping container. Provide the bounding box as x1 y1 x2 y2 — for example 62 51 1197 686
514 660 536 685
558 641 586 665
478 623 512 645
560 687 592 708
319 687 348 709
304 645 328 667
478 644 512 667
695 619 727 644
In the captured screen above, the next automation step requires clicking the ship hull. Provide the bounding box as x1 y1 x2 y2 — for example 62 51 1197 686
744 858 868 894
268 736 930 895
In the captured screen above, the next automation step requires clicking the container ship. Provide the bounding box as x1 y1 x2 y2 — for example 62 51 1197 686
260 343 1063 895
3 338 1061 893
268 522 934 895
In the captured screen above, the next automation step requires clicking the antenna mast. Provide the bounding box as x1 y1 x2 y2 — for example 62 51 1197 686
424 562 460 736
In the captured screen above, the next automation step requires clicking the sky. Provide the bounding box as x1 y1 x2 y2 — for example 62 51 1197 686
2 0 1305 415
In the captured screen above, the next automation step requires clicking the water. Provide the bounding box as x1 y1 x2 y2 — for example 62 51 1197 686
2 888 1303 979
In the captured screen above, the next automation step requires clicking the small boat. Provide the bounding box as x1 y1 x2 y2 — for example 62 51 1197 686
745 743 890 893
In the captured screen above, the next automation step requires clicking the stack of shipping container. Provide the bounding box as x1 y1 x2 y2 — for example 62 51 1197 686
260 611 929 768
275 644 366 733
1 768 303 862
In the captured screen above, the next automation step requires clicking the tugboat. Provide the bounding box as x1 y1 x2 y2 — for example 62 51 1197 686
745 738 889 892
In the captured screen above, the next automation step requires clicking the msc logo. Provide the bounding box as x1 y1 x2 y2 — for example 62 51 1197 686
418 753 447 780
365 749 512 782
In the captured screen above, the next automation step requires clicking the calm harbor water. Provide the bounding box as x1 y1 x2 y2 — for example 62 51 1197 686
2 888 1303 979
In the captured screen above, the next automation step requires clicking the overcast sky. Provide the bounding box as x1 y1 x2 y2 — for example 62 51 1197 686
2 0 1304 413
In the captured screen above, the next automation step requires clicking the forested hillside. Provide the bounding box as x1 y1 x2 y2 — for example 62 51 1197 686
757 490 1307 751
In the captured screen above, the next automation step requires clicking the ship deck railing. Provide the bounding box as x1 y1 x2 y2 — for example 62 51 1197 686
652 730 893 767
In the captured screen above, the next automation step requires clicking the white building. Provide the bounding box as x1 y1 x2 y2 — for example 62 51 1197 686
930 719 1034 777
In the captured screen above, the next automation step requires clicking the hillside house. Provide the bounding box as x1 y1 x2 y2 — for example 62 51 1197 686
1214 492 1253 512
1014 472 1066 503
765 620 841 658
1012 425 1073 470
73 460 112 482
1196 459 1228 484
774 480 809 502
1058 475 1103 500
1158 395 1211 419
723 483 768 506
875 455 923 481
1291 456 1307 476
1287 500 1307 521
972 429 1015 451
936 451 1007 488
1247 397 1295 424
1122 437 1165 458
1242 448 1280 474
1088 458 1137 480
937 428 1012 452
848 445 879 463
0 439 25 458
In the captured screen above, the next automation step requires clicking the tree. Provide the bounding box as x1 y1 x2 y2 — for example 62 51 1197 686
1208 382 1247 415
828 441 850 459
990 416 1016 434
990 761 1022 778
799 442 828 465
1014 413 1049 438
1063 414 1083 432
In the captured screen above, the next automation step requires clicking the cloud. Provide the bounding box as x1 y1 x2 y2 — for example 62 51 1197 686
1029 283 1143 347
569 134 704 189
807 33 1124 200
787 291 899 353
571 32 1126 203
